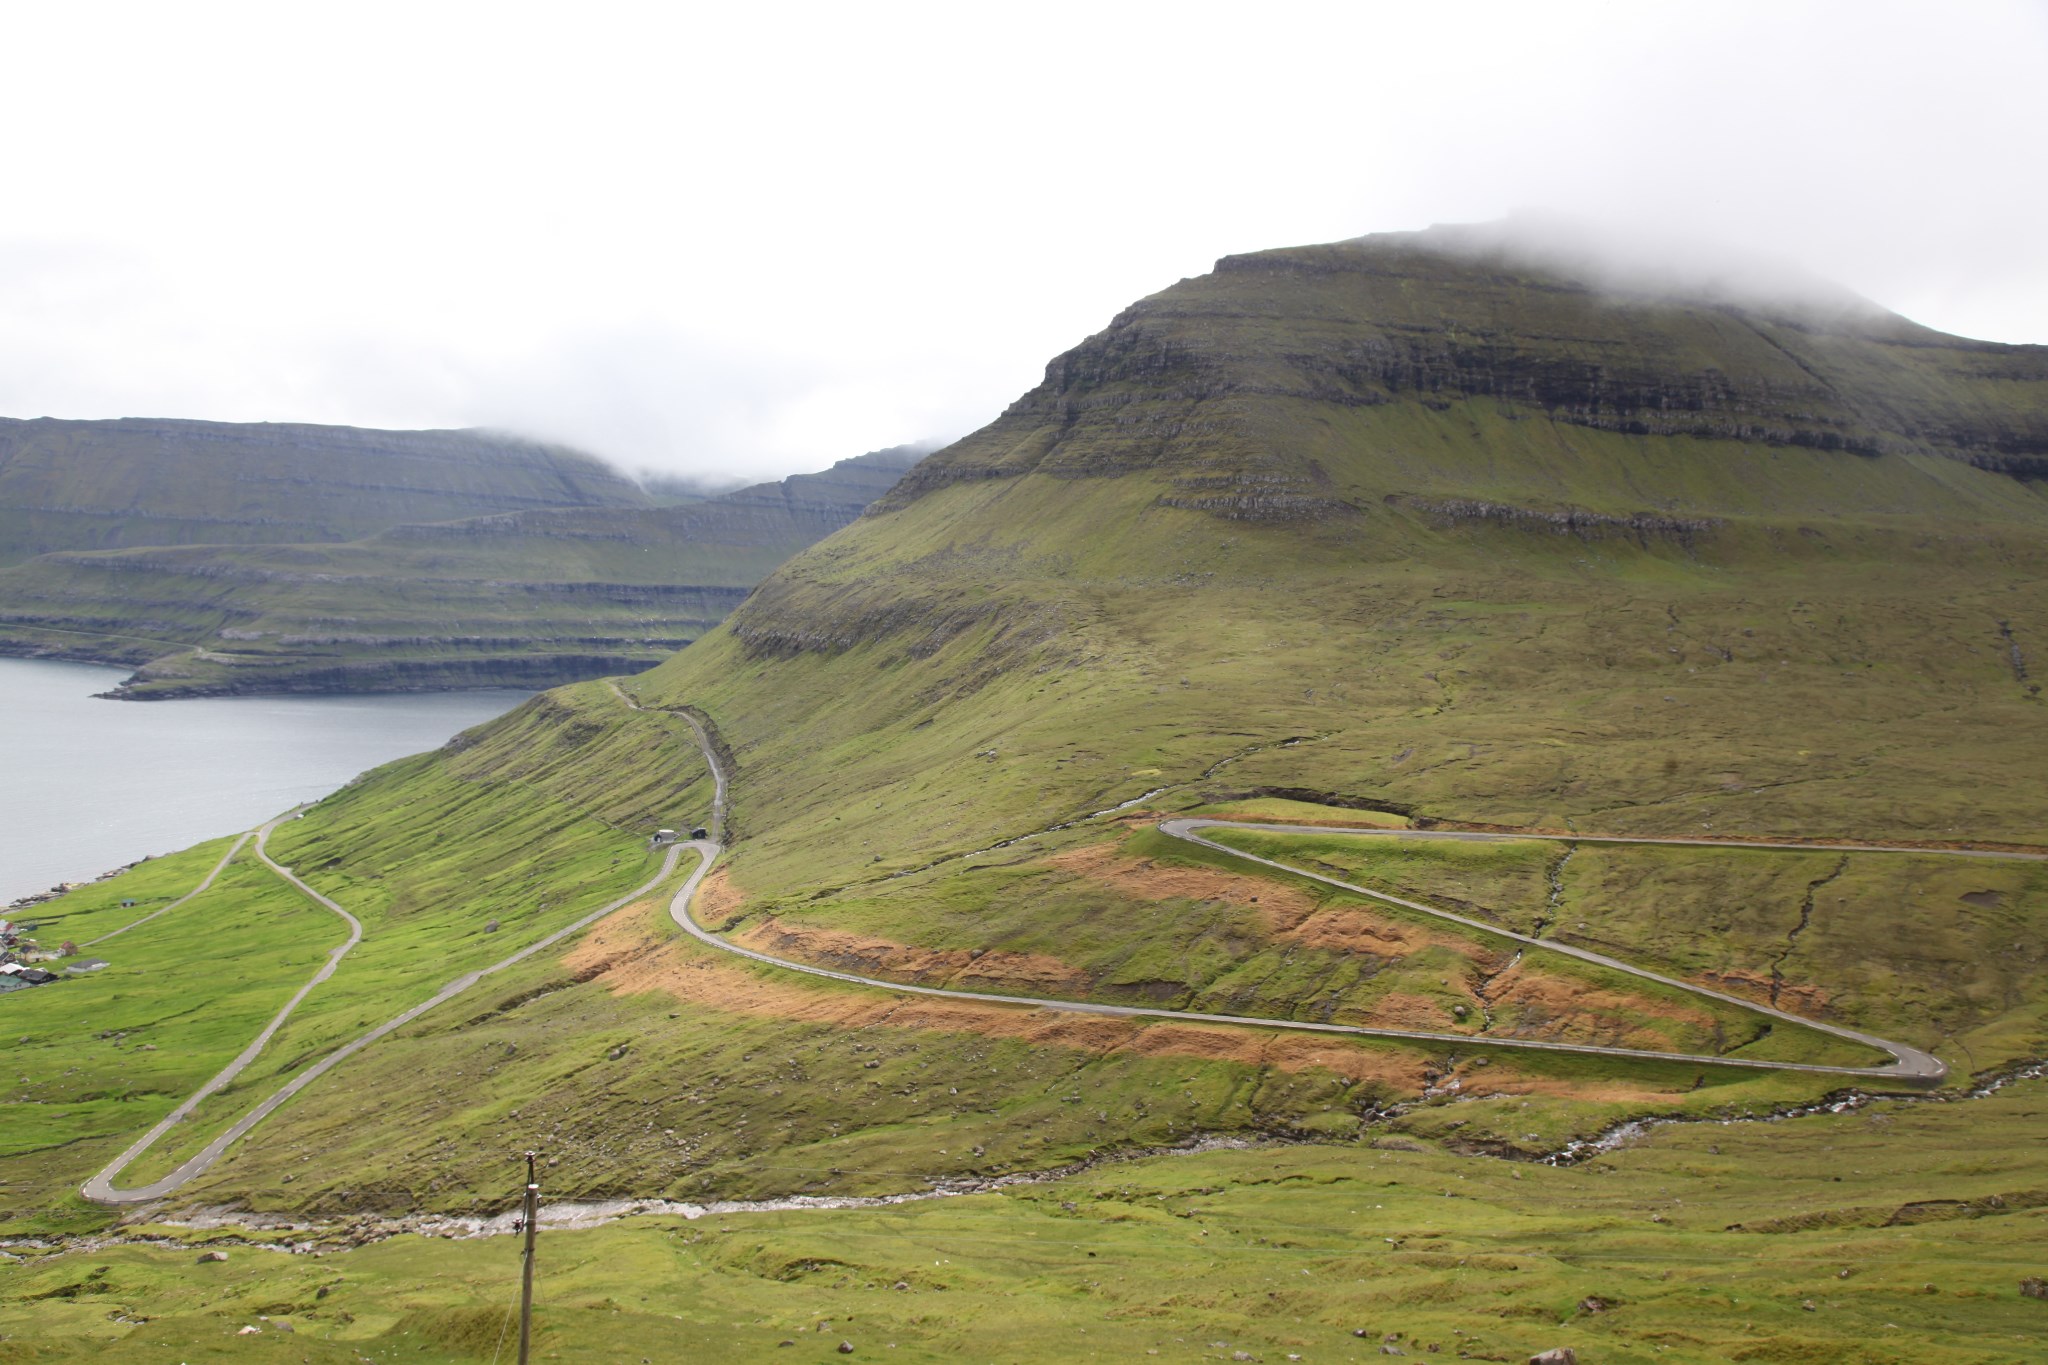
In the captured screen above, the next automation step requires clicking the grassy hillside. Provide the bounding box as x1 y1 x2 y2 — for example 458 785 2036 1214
0 448 921 696
0 682 710 1234
0 417 649 566
627 451 2046 1009
606 236 2048 1121
11 681 1830 1236
4 232 2044 1355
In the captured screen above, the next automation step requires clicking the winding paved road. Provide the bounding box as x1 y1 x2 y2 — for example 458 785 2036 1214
82 819 685 1204
660 730 1960 1082
1159 819 1956 1080
84 832 251 948
83 684 2037 1204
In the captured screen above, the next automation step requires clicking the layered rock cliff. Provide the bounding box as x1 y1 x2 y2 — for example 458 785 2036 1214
880 229 2048 518
0 445 924 696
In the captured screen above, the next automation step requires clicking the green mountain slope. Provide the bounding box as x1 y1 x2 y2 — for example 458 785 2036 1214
625 228 2048 1064
0 446 922 696
6 230 2045 1323
0 416 651 565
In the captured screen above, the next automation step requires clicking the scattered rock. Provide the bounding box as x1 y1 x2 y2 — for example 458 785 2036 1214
1577 1296 1612 1314
607 1045 628 1060
838 1343 855 1355
1528 1351 1576 1365
2021 1277 2046 1300
236 1325 260 1335
198 1250 229 1263
892 1281 908 1291
1801 1299 1818 1312
778 1342 795 1349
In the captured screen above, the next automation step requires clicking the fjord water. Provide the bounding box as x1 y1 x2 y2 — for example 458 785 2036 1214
0 658 529 904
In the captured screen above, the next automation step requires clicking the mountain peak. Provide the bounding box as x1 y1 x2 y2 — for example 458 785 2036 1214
878 225 2048 513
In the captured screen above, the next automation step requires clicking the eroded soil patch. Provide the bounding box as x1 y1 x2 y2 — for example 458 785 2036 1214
568 904 1434 1087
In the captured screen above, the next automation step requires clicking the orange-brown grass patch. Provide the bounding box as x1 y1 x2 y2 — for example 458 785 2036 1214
1049 839 1485 964
1366 990 1477 1033
563 903 1438 1089
734 915 1092 994
1283 905 1481 959
1486 961 1725 1051
1697 968 1831 1019
692 866 747 924
565 905 1705 1104
1439 1062 1681 1105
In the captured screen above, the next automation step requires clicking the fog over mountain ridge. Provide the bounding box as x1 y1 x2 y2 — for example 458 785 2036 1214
0 4 2039 480
1400 216 1893 324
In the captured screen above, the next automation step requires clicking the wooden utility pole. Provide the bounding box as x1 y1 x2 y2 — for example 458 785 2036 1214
517 1150 540 1365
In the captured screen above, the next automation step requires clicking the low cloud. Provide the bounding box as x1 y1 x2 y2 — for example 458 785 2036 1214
1410 215 1888 323
0 3 2040 481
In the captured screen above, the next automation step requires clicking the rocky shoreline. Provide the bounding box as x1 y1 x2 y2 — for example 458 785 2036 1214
6 857 146 912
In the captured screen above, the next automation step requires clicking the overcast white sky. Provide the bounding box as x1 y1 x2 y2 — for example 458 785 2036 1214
2 0 2043 479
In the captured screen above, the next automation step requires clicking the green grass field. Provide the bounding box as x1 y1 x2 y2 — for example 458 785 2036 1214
4 1072 2043 1363
3 840 319 1231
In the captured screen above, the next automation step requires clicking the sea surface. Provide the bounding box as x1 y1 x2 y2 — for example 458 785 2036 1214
0 658 530 905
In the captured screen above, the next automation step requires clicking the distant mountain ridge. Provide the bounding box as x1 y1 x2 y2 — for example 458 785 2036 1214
0 434 927 697
0 416 651 566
